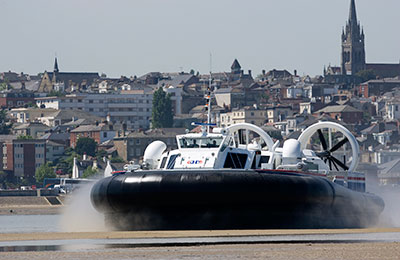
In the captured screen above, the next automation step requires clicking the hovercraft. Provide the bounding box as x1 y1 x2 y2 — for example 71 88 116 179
91 121 384 230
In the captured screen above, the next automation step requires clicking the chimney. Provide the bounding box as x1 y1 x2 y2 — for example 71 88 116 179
248 70 252 77
294 70 297 76
262 69 266 75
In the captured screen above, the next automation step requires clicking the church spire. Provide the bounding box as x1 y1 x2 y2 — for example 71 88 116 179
349 0 357 25
54 57 59 73
341 0 365 75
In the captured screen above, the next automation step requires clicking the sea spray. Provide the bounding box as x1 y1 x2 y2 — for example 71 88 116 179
365 171 400 228
375 188 400 228
59 176 108 232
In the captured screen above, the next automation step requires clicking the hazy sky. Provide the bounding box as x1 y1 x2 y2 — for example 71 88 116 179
0 0 399 78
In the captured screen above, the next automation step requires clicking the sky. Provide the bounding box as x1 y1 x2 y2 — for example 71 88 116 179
0 0 399 78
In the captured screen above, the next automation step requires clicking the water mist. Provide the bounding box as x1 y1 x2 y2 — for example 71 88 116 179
59 175 108 232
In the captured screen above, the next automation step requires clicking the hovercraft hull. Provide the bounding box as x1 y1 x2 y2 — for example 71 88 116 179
90 170 384 230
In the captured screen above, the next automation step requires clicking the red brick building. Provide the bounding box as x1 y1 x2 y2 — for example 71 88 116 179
70 123 116 148
313 105 363 124
0 92 35 108
2 139 46 181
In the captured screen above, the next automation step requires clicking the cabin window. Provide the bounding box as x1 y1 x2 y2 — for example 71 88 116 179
223 152 248 169
179 137 223 149
160 156 168 169
258 156 270 168
166 154 179 169
251 155 257 169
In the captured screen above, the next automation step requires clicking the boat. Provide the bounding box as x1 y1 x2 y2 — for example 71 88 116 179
90 89 384 230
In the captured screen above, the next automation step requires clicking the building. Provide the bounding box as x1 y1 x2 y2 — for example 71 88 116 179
341 0 365 75
219 108 267 128
378 158 400 185
45 140 65 162
358 78 400 97
35 92 153 130
3 139 46 181
0 91 35 109
385 100 400 120
313 104 363 124
266 105 293 123
0 135 16 172
70 123 116 148
38 58 100 93
13 122 50 138
299 100 326 114
114 128 186 161
339 0 400 77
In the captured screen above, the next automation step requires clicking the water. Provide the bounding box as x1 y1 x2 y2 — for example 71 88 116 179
0 214 61 233
59 179 107 232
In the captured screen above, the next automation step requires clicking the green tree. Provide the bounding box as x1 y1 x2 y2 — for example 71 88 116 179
56 149 80 175
17 135 33 140
0 171 7 189
0 110 12 134
82 166 98 178
75 137 97 157
356 69 376 82
152 87 173 128
35 163 56 184
48 90 65 97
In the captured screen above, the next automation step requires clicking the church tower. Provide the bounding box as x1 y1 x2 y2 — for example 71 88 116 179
341 0 366 75
54 57 59 73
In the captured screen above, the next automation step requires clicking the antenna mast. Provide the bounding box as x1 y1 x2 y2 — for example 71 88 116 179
207 53 212 133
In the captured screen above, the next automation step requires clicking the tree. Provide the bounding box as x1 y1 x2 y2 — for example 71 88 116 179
48 90 65 97
152 87 173 128
0 110 12 134
82 166 98 178
35 163 56 184
75 137 97 157
17 135 33 140
56 149 80 175
0 171 7 189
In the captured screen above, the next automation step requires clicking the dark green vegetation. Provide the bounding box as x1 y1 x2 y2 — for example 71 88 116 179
152 87 173 128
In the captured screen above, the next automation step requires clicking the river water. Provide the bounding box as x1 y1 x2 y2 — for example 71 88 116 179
0 214 60 233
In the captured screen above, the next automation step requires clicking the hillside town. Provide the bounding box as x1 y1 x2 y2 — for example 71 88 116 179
1 0 400 190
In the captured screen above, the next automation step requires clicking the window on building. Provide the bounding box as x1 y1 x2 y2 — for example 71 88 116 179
89 100 93 103
103 132 107 138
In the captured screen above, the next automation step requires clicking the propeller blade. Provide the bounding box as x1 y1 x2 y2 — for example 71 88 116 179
328 159 332 171
330 156 349 170
330 158 339 171
317 129 328 151
330 138 348 153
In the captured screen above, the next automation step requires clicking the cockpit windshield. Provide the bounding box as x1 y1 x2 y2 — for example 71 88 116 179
179 137 223 149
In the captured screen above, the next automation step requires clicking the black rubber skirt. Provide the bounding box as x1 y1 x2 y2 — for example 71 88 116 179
90 170 384 230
